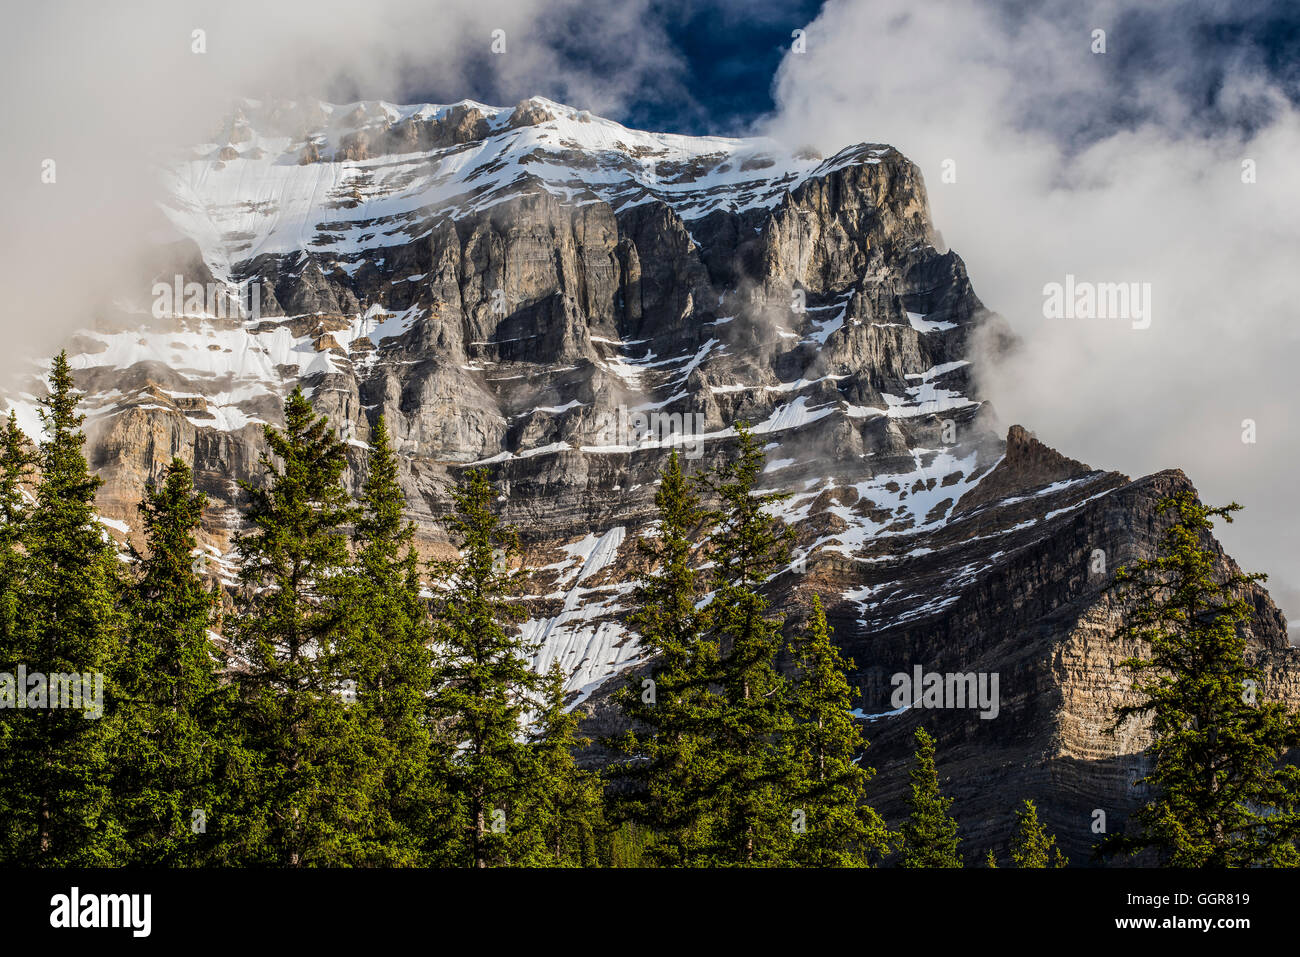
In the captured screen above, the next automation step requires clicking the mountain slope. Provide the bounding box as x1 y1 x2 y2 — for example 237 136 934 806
8 96 1294 860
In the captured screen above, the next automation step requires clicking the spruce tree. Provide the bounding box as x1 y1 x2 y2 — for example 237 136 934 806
1104 491 1300 866
608 449 722 865
427 468 541 867
0 412 34 860
1009 798 1066 868
516 664 604 866
0 412 34 654
114 458 233 864
699 423 799 865
899 726 963 868
337 415 438 864
227 387 384 866
0 353 123 864
606 822 650 867
787 595 892 866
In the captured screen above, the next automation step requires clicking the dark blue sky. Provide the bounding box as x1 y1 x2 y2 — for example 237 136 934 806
629 0 826 134
398 0 1300 141
400 0 824 137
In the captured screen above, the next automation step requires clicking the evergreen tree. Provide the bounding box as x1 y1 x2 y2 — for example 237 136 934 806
0 412 34 653
605 822 650 868
699 424 799 865
1104 491 1300 866
787 595 892 866
1009 799 1066 868
427 468 541 867
227 387 384 866
0 353 123 864
608 450 722 865
113 458 233 864
0 412 34 860
899 726 963 868
337 415 439 864
516 664 603 866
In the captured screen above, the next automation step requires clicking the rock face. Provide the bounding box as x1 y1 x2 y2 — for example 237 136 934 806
11 95 1295 862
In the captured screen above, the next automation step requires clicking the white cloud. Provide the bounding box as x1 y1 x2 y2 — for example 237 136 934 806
0 0 683 376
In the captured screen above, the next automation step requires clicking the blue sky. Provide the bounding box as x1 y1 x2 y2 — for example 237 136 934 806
392 0 825 136
394 0 1300 142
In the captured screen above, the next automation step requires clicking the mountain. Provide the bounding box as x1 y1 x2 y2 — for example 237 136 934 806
9 95 1295 861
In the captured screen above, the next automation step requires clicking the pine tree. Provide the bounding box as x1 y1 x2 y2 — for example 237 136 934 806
1103 491 1300 866
699 423 799 865
787 595 892 866
1009 798 1066 868
899 726 963 868
0 353 123 864
227 387 384 866
427 468 542 867
516 664 603 866
608 449 722 866
113 458 233 864
336 415 438 864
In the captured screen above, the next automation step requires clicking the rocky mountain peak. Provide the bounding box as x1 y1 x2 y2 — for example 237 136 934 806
1003 423 1088 475
7 96 1294 861
955 424 1106 514
507 97 557 129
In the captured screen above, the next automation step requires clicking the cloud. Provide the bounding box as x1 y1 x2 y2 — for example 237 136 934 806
0 0 684 377
764 0 1300 628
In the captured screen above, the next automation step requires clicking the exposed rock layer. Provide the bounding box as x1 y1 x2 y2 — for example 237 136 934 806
12 97 1292 862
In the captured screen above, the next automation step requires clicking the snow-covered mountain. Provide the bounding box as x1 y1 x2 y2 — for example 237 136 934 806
163 95 861 267
9 96 1296 859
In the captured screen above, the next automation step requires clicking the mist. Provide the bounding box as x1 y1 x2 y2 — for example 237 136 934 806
0 0 685 378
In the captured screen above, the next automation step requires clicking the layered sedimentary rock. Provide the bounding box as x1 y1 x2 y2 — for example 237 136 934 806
9 95 1294 861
